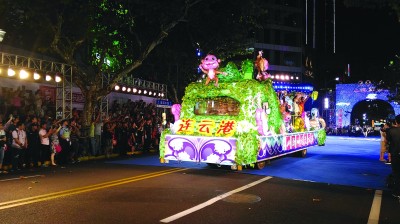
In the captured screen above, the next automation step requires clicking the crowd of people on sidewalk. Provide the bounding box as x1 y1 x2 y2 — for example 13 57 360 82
0 96 171 174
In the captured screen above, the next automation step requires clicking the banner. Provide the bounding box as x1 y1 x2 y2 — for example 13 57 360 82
72 92 85 104
39 85 56 103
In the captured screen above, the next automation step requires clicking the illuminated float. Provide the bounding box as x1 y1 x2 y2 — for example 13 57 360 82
160 54 326 170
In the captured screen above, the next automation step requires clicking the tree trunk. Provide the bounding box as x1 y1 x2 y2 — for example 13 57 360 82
82 89 97 127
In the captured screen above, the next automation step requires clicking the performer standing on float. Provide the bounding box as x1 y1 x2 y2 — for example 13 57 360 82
255 50 271 81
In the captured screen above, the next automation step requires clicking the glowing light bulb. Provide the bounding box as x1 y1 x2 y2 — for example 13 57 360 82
19 69 29 79
55 75 62 82
34 72 40 80
45 75 52 81
8 68 15 77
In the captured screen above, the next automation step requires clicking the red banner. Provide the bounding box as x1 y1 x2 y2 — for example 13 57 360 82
39 85 56 103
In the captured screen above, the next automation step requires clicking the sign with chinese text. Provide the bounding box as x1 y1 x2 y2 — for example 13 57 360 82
216 120 237 137
258 131 319 160
176 119 196 135
176 118 237 137
198 119 216 136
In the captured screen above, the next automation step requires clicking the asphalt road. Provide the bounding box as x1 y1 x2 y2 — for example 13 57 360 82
0 136 399 224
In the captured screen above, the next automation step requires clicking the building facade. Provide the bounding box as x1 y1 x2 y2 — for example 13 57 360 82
254 0 305 82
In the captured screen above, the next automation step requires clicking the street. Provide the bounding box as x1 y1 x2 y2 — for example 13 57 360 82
0 136 399 224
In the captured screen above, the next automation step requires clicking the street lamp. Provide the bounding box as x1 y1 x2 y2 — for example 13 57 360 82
0 29 5 42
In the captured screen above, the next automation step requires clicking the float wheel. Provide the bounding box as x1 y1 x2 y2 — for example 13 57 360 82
299 149 307 157
255 161 267 170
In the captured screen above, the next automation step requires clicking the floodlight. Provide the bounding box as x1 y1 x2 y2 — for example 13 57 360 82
8 68 15 77
45 74 52 81
55 75 62 82
19 69 29 79
33 71 41 80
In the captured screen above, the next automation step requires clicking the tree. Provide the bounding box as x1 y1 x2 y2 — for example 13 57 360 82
0 0 267 125
133 0 267 101
0 0 202 126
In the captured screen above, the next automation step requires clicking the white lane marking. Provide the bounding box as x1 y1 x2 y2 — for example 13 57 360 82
367 190 382 224
160 176 273 223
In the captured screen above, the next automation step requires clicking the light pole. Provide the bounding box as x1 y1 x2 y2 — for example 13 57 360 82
0 29 5 42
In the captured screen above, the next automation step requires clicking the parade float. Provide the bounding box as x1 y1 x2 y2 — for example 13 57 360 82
159 52 326 170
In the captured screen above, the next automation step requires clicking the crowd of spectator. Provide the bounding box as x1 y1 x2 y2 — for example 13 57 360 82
0 87 55 119
0 88 171 173
325 125 379 137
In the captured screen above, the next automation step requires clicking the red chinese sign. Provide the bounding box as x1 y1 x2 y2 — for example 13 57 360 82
198 119 216 136
176 118 237 137
216 120 237 137
176 119 196 134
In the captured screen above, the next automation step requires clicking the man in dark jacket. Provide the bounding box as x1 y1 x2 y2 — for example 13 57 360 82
26 120 40 168
387 114 400 198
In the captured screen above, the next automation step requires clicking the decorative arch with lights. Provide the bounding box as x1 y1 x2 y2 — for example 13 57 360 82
335 83 400 128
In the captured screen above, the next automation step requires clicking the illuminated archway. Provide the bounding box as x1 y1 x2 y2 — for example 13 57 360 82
350 99 394 125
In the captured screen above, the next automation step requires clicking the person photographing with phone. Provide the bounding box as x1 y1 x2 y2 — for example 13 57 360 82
58 119 71 166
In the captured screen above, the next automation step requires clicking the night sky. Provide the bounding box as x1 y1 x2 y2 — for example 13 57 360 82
336 3 400 81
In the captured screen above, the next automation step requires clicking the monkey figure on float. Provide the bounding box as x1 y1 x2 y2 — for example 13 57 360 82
199 54 227 87
255 50 271 81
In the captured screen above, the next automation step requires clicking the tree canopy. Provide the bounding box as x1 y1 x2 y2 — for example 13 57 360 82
0 0 267 124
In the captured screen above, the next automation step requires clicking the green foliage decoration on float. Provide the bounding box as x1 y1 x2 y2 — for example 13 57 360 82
317 129 327 146
235 130 260 165
173 77 283 165
219 62 242 82
159 128 171 159
241 59 254 80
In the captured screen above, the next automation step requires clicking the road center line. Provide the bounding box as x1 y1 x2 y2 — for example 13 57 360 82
0 168 186 210
160 176 273 223
367 190 382 224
